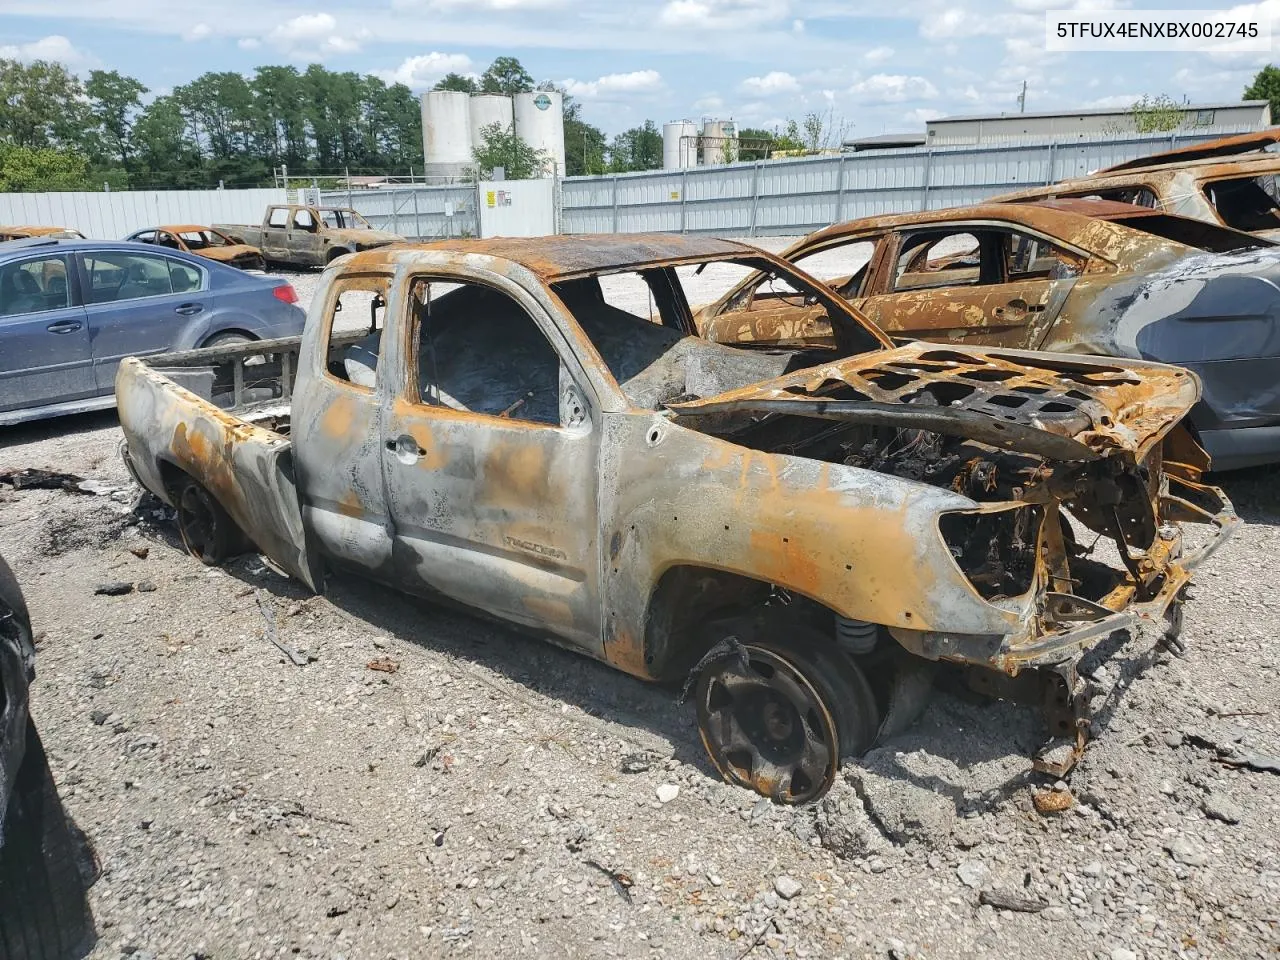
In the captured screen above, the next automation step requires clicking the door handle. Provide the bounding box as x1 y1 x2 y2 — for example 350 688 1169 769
386 436 425 461
175 303 204 316
46 320 82 334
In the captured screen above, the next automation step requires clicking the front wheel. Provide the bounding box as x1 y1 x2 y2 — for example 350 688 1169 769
695 625 878 804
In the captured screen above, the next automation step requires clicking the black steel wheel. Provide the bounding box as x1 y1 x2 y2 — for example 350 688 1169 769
696 631 877 804
174 478 237 566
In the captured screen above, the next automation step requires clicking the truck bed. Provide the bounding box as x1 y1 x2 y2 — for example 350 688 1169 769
114 334 362 591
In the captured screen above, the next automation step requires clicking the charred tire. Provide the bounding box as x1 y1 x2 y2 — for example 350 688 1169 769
695 623 877 804
0 719 94 960
173 476 242 566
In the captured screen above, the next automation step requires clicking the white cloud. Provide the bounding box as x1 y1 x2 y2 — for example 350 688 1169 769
741 71 800 95
563 69 662 98
693 93 725 112
183 22 212 41
903 107 947 124
849 73 939 103
395 0 566 7
0 34 96 69
864 45 894 64
238 37 261 50
376 52 474 88
265 12 366 58
792 18 805 32
1086 93 1142 109
658 0 790 29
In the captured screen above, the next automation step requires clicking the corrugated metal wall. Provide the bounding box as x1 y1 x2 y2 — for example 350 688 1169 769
325 130 1237 239
0 188 288 239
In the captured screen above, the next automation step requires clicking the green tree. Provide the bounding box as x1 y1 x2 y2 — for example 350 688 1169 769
434 73 478 93
1131 94 1184 133
607 120 662 173
0 59 91 149
1244 65 1280 126
251 65 307 169
737 127 774 161
85 69 147 169
132 94 203 186
480 56 534 95
470 121 546 180
0 143 91 191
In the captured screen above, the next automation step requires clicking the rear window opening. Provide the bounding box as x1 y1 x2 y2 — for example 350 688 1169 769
1116 212 1271 252
1203 175 1280 234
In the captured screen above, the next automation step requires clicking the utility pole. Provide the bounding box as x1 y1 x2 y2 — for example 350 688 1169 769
1017 80 1027 113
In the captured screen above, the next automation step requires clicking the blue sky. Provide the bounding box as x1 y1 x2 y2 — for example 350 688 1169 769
0 0 1274 138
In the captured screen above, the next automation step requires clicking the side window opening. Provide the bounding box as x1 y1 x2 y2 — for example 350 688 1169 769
894 231 983 290
267 208 289 229
1204 176 1280 232
409 277 573 427
1005 231 1084 280
1069 186 1158 208
293 209 316 232
792 239 877 298
169 261 201 294
0 256 70 317
325 275 392 390
82 252 174 304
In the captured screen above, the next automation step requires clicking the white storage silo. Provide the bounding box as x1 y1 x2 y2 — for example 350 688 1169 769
662 120 698 170
422 90 472 181
514 90 566 177
469 94 515 148
700 119 739 166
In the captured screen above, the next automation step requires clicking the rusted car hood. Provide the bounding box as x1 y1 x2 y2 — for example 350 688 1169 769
669 341 1199 463
331 228 402 246
199 244 261 263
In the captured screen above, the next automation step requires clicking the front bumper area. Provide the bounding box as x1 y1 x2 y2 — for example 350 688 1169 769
892 474 1237 674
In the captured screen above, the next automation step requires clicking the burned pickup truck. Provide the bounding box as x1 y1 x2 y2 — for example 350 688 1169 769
116 235 1235 803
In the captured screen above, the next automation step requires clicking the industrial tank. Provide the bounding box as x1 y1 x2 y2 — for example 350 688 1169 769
422 90 472 181
514 90 566 177
662 120 698 170
700 119 739 166
469 94 515 148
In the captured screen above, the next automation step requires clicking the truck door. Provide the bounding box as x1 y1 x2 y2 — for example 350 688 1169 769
0 252 94 415
290 271 396 578
377 273 603 655
261 206 291 262
290 208 324 267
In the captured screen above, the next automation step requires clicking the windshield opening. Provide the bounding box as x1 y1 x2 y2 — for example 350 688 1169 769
548 256 883 411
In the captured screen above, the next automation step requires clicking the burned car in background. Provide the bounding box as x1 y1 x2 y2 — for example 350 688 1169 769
990 130 1280 240
124 224 267 271
116 235 1234 803
697 199 1280 470
0 553 94 958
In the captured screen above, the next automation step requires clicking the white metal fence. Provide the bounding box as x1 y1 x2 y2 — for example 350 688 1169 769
0 188 288 240
323 130 1235 239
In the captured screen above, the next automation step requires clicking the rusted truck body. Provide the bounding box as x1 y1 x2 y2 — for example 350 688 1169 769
697 199 1280 470
989 131 1280 241
214 205 403 269
116 235 1234 803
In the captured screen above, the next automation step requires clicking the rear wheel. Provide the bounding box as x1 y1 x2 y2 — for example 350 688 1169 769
202 331 254 349
0 719 94 959
174 477 241 566
696 622 877 804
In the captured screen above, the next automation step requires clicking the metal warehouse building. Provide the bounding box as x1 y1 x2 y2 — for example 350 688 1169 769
926 101 1273 146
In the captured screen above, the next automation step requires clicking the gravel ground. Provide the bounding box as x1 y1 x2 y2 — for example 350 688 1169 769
1 239 1279 960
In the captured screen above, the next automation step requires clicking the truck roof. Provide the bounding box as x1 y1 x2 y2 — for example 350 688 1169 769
361 234 759 280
